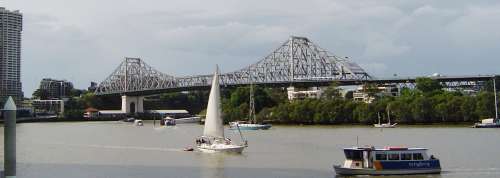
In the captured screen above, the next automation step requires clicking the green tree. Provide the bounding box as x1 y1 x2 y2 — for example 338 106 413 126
32 89 49 100
475 91 495 119
416 77 442 95
323 82 342 99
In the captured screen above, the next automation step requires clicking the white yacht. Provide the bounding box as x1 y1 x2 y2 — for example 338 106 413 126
195 66 247 153
374 111 397 128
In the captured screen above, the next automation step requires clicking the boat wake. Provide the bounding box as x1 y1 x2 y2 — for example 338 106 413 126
37 142 183 152
442 168 500 175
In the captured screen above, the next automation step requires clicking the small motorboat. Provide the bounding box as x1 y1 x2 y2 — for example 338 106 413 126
333 146 441 175
134 119 143 126
123 117 135 122
473 77 500 128
160 117 176 126
183 146 194 151
472 118 500 128
175 116 201 124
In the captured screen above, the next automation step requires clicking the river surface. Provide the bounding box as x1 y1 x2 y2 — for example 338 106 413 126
0 121 499 178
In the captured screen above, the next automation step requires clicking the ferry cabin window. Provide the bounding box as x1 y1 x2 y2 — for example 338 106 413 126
388 153 400 160
413 153 424 160
344 150 363 160
375 153 387 160
401 153 412 160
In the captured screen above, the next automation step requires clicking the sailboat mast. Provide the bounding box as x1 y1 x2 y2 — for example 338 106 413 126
494 76 498 120
249 81 256 124
377 112 381 125
387 109 391 124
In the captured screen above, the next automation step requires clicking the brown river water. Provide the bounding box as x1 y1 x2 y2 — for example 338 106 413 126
0 121 499 178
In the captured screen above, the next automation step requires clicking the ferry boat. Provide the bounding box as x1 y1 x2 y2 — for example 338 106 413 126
333 146 441 175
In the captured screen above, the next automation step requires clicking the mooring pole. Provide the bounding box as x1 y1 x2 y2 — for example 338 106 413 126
3 96 16 178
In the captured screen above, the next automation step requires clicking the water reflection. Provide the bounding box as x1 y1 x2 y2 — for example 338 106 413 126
334 173 442 178
200 153 226 178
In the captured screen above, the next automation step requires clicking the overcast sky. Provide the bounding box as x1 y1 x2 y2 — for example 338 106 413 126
3 0 500 96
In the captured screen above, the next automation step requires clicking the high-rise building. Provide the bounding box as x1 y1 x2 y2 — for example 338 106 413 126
39 78 74 99
0 7 23 105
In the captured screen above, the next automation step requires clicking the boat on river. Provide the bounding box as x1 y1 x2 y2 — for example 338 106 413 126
229 82 272 130
333 146 441 175
195 66 248 153
374 111 397 128
133 119 143 126
473 77 500 128
160 117 176 126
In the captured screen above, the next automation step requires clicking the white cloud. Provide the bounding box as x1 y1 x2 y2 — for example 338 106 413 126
3 0 500 96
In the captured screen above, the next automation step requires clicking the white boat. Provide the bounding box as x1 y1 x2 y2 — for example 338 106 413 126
229 81 272 130
334 146 441 175
133 119 144 126
473 77 500 128
175 116 201 124
160 116 176 126
196 66 247 154
374 110 397 128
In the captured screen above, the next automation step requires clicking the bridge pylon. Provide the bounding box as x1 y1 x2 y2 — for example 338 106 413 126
121 95 144 114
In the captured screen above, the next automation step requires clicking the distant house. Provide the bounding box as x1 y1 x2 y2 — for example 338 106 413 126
287 87 323 100
83 108 126 119
353 84 399 103
146 110 191 118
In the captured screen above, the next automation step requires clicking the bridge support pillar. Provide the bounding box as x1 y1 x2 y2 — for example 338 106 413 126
121 95 144 114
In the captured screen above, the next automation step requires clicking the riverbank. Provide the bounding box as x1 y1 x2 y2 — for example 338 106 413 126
1 117 477 127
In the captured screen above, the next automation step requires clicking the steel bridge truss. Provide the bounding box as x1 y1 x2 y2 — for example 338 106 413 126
95 36 371 95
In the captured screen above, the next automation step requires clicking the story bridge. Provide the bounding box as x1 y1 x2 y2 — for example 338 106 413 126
94 36 495 113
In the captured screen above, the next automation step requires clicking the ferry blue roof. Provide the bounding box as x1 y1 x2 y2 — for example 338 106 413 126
343 147 428 151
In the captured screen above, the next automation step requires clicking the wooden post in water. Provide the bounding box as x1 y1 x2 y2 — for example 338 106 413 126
3 96 17 178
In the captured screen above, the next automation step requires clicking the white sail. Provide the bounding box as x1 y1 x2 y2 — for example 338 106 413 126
203 66 225 138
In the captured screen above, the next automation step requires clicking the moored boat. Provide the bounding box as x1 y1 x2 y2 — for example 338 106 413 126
160 117 176 126
333 146 441 175
175 116 201 124
472 118 500 128
374 111 397 128
229 121 272 130
229 81 272 130
473 77 499 128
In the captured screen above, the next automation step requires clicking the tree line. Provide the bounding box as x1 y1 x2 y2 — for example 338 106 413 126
32 77 498 124
221 77 498 124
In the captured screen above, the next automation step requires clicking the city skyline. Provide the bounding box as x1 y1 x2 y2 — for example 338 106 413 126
3 0 500 96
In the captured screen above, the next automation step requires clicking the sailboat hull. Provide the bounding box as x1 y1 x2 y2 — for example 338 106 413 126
197 143 245 153
373 123 397 128
229 122 272 130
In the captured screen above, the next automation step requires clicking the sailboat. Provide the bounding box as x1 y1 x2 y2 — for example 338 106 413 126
373 110 397 128
473 76 500 128
195 66 248 153
229 82 272 130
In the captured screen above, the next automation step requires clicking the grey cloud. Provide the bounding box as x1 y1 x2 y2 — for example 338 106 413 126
5 0 500 96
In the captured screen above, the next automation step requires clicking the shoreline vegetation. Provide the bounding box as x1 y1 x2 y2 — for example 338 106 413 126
29 77 499 125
